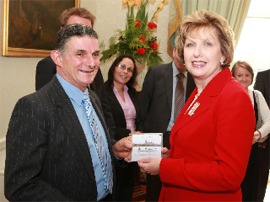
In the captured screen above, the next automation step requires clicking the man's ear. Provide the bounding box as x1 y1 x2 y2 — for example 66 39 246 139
50 50 62 67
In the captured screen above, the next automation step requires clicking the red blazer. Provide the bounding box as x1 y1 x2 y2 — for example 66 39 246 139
159 68 255 201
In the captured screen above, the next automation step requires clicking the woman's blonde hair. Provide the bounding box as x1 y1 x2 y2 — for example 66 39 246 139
175 10 235 69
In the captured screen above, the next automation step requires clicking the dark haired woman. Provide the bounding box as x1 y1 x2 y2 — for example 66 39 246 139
99 55 142 201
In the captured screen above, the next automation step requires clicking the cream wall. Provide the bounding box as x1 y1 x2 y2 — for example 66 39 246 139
0 0 172 139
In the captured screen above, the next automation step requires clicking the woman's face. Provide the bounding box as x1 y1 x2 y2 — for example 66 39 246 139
183 27 225 85
113 57 134 86
233 67 253 89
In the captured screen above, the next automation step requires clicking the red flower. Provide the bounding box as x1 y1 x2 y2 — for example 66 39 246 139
137 48 146 55
139 36 146 42
147 21 157 30
135 20 141 27
150 42 158 50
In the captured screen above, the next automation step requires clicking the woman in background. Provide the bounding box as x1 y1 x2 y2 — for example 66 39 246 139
137 10 255 201
99 55 142 201
232 61 270 202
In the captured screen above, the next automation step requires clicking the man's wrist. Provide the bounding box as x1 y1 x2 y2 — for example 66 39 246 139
113 152 124 160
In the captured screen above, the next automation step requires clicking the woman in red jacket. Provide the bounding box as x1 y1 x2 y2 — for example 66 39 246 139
138 10 255 201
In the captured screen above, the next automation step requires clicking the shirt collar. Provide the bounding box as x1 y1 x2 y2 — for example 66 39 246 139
56 73 86 106
113 85 128 93
172 62 187 77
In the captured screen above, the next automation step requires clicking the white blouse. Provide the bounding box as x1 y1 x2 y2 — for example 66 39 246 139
249 89 270 141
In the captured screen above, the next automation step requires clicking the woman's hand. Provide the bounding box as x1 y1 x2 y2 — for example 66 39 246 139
137 147 170 175
137 157 161 175
161 147 170 158
252 130 261 144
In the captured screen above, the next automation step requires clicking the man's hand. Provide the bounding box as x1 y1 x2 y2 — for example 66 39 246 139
112 136 133 161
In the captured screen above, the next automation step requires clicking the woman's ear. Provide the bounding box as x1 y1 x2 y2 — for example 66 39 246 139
220 56 226 65
50 50 62 67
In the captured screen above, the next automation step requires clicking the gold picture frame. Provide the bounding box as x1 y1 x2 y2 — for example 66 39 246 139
2 0 80 57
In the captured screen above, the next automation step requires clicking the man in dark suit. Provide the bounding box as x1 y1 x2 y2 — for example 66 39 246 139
140 48 196 201
5 24 132 201
35 7 104 92
254 68 270 201
255 69 270 107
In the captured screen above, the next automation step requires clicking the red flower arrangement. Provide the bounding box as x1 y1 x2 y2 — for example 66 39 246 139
101 0 169 67
147 21 157 30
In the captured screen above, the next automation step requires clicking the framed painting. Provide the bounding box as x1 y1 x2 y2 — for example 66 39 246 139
2 0 80 57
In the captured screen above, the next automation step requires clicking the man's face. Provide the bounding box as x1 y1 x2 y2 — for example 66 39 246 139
55 36 100 91
173 48 186 72
66 15 92 27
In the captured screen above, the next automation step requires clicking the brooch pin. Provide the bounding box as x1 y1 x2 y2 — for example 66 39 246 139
188 102 200 116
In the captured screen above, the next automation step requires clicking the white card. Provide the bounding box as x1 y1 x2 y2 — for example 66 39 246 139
130 133 163 162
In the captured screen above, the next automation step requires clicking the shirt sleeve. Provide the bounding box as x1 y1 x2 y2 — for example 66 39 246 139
255 90 270 138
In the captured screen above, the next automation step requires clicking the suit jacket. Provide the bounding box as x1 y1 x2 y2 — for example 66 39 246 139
159 68 255 201
5 76 116 201
254 69 270 108
35 56 104 92
99 82 142 141
140 62 195 146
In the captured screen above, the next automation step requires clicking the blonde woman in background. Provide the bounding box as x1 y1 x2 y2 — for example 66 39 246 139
232 61 270 202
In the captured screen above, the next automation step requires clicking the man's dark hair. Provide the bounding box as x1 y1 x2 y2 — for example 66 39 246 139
54 24 98 52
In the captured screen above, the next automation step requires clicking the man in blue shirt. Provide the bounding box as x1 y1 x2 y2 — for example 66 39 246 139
5 24 132 201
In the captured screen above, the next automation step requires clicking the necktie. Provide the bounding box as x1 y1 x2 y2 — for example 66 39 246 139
174 73 185 121
83 91 113 193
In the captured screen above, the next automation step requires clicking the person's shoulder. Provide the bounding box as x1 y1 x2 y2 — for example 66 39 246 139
15 87 57 116
261 69 270 73
221 75 247 96
149 62 172 69
128 85 139 95
219 82 251 107
37 56 55 66
15 88 49 109
35 77 63 97
253 89 264 97
257 69 270 76
147 62 173 74
101 81 112 92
